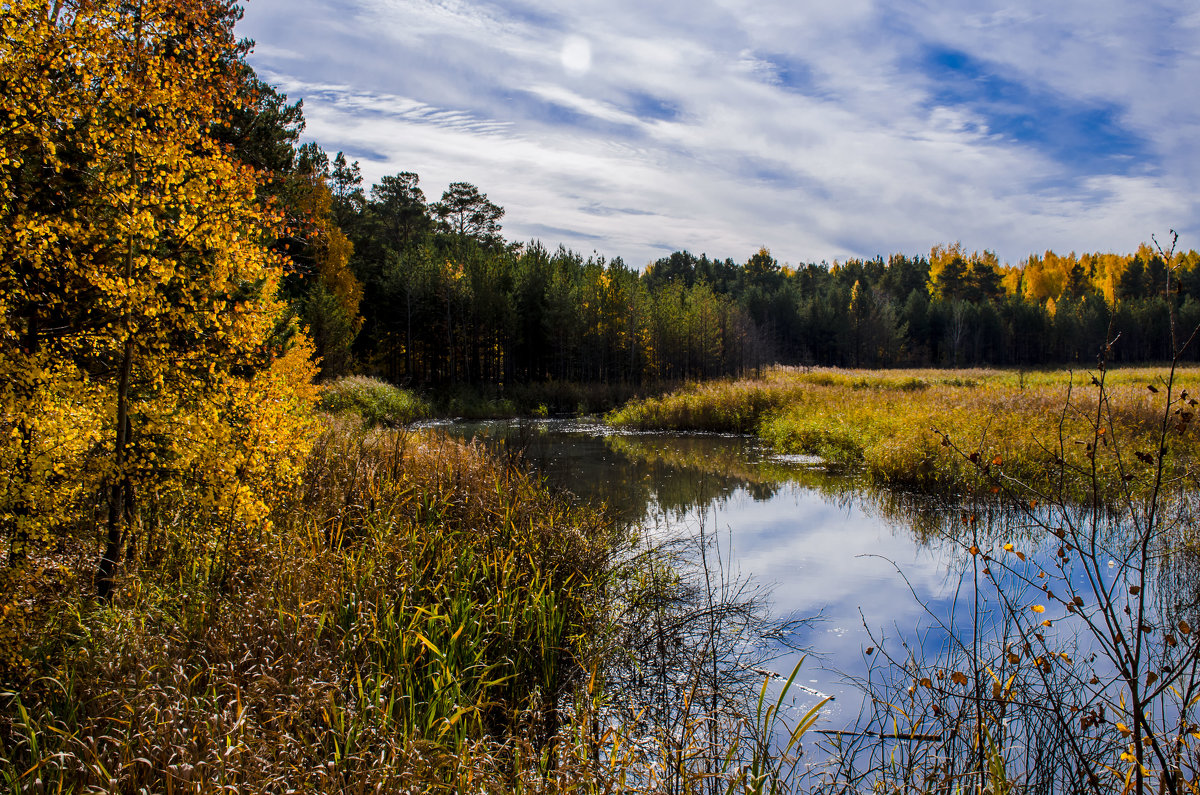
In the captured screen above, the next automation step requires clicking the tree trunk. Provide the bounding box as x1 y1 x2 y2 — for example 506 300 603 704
7 314 40 568
96 334 134 599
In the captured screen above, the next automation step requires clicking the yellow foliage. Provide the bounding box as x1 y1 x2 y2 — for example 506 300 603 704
295 177 363 324
0 0 318 618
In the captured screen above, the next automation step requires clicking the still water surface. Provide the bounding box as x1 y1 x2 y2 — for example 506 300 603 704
438 417 975 728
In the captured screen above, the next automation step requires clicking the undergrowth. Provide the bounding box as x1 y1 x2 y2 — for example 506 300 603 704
1 419 814 793
1 422 608 792
318 376 432 426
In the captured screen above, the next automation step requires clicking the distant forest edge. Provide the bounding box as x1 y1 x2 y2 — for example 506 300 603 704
254 89 1198 385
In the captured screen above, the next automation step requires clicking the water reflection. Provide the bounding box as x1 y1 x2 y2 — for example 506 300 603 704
431 418 1200 789
434 419 971 722
436 419 1200 749
439 418 957 534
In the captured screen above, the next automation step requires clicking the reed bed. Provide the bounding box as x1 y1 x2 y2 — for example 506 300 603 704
608 366 1200 499
1 421 607 792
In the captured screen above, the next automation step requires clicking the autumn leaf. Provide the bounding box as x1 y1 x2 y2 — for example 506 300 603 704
0 0 317 592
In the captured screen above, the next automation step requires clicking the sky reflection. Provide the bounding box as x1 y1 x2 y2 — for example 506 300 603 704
443 419 975 727
439 417 1200 781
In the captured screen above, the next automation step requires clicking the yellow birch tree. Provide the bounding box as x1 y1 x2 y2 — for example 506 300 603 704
0 0 316 619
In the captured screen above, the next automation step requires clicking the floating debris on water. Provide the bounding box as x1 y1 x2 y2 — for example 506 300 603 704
772 453 825 466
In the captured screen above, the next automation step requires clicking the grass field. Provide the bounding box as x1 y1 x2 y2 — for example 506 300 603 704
607 365 1200 498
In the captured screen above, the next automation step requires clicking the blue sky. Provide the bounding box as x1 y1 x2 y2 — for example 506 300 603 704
239 0 1200 267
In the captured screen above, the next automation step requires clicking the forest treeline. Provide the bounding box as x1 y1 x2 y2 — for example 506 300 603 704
266 124 1200 383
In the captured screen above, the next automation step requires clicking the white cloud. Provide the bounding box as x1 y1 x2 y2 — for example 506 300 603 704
238 0 1200 264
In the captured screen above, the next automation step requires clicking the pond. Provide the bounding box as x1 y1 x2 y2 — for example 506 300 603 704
433 417 1200 787
436 418 974 729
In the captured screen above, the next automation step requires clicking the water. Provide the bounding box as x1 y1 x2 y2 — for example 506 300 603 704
435 418 973 727
433 417 1200 787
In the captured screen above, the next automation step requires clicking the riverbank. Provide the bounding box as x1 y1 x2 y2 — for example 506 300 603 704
606 365 1200 498
319 375 677 423
1 420 609 791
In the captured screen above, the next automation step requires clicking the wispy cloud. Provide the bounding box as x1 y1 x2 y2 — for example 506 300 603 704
239 0 1200 265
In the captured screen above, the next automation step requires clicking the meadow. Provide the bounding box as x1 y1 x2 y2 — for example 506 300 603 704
607 365 1200 500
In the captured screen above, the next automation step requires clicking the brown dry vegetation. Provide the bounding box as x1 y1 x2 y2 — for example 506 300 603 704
2 418 821 793
2 422 612 792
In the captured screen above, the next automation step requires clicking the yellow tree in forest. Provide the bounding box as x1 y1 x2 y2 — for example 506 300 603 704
929 242 1003 302
0 0 316 608
927 242 969 300
289 166 363 379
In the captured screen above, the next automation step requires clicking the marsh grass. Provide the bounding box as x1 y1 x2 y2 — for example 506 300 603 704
608 367 1200 500
0 419 610 791
431 380 671 420
817 352 1200 793
318 375 432 426
1 418 820 793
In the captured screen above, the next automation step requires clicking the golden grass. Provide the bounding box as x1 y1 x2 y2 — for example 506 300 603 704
608 366 1200 499
1 420 613 792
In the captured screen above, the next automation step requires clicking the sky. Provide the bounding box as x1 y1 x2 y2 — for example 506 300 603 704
238 0 1200 268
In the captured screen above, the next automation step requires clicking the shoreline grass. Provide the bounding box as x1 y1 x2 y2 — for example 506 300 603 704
318 375 433 426
1 417 816 793
324 377 681 422
1 420 616 792
607 365 1200 498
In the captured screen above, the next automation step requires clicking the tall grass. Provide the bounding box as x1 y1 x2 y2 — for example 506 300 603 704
0 419 606 792
608 366 1199 499
318 375 432 426
1 417 821 793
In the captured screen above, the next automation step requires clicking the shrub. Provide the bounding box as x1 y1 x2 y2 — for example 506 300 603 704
318 376 431 426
